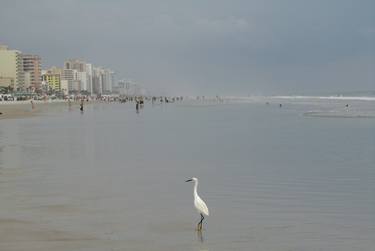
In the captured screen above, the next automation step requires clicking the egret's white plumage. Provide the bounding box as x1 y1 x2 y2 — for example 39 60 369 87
186 177 209 230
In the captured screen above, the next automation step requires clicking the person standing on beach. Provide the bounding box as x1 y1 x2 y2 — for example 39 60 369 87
136 100 140 113
30 100 35 110
80 99 84 111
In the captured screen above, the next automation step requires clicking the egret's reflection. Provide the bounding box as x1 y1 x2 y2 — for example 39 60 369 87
197 229 204 243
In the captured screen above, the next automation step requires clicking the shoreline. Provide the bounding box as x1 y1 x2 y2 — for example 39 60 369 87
0 100 81 120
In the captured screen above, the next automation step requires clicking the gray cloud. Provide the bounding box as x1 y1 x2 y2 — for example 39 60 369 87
1 0 374 95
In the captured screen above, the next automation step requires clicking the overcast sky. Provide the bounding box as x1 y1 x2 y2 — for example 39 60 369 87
1 0 374 95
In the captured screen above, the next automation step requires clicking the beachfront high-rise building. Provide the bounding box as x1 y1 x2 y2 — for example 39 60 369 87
103 69 115 93
64 59 91 93
61 59 114 95
42 67 62 91
62 68 74 82
85 63 93 94
65 59 86 72
24 72 31 90
91 67 115 94
0 45 25 91
0 76 15 89
114 79 130 95
76 71 88 92
61 68 81 92
22 54 42 91
92 67 103 95
61 68 74 93
42 67 63 91
60 80 69 95
42 73 61 91
70 80 81 92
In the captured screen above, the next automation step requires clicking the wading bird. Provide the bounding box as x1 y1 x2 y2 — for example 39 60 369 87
186 177 209 231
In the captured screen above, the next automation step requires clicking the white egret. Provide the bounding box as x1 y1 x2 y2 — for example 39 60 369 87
186 177 209 231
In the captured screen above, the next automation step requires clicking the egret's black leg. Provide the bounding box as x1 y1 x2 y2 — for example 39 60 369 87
198 213 204 231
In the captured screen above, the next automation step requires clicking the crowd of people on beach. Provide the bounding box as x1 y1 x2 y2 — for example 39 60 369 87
1 93 358 119
118 95 184 113
67 95 186 113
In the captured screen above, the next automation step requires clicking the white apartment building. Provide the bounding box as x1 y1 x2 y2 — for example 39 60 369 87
102 69 115 93
0 45 25 90
61 59 114 95
86 63 93 94
76 71 88 92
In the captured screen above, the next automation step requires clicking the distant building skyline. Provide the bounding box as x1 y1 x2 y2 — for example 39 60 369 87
64 58 116 95
0 43 116 95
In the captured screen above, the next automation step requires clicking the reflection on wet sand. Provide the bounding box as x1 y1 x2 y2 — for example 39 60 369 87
0 100 374 250
0 218 96 244
197 229 204 243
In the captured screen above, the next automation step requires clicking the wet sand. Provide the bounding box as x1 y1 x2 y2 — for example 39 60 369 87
0 102 38 119
0 218 97 250
0 100 88 120
0 100 374 251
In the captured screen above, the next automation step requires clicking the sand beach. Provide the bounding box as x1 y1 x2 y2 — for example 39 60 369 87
0 100 86 120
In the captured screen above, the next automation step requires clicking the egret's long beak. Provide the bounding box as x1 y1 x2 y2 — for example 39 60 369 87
185 179 192 182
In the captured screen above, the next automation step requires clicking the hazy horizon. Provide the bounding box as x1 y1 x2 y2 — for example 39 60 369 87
1 0 374 95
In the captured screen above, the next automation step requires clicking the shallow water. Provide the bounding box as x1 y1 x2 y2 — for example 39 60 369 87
0 99 374 250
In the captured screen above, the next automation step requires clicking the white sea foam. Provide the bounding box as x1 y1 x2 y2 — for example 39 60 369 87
271 95 375 101
222 95 375 102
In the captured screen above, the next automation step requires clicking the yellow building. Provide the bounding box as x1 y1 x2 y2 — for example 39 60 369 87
42 67 63 91
42 73 61 91
0 45 25 90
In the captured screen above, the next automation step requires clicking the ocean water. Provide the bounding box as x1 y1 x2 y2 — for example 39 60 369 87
0 98 374 251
